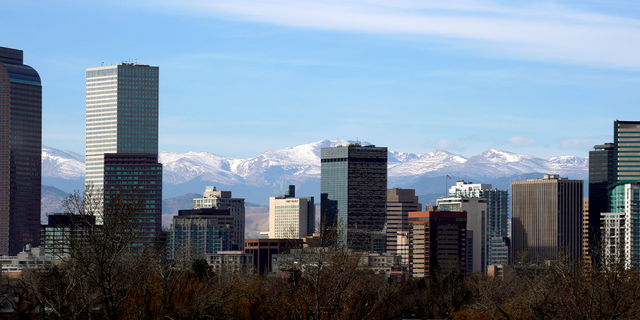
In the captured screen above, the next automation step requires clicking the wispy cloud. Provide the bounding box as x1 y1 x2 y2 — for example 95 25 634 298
427 139 461 151
147 0 640 68
507 136 538 147
558 137 593 150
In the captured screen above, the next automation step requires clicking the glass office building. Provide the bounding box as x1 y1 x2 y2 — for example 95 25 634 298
85 63 159 190
601 181 640 269
320 144 387 250
0 47 42 255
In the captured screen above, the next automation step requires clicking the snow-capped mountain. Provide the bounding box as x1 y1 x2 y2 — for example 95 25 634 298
42 145 85 179
40 139 589 201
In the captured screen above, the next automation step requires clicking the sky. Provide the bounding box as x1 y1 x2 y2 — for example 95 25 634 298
4 0 640 159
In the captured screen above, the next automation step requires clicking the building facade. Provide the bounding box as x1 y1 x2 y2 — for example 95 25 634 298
268 185 315 239
103 153 162 247
244 238 303 274
601 181 640 269
408 211 467 278
588 143 615 253
0 47 42 255
614 121 640 181
436 195 487 274
41 213 96 257
511 174 583 263
386 188 421 255
440 181 509 270
194 187 245 250
85 63 159 191
320 144 387 250
166 208 233 260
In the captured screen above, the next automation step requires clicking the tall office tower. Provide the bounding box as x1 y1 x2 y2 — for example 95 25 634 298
408 210 467 278
85 63 159 191
193 187 245 250
0 47 42 255
511 174 583 263
437 195 486 274
268 185 315 239
103 154 162 246
166 208 233 260
443 181 509 268
588 143 615 250
614 121 640 181
601 182 640 269
386 188 421 255
320 144 387 250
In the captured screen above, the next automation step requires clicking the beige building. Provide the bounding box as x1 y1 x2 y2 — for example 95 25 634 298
511 174 583 263
436 197 487 274
268 185 315 239
386 189 421 257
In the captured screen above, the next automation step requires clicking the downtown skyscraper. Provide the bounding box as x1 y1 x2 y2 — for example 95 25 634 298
85 63 161 243
0 47 42 255
320 143 387 251
511 174 583 263
85 63 159 189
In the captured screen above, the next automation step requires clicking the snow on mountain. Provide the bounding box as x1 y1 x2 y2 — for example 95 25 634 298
388 150 468 178
41 141 589 190
41 145 84 179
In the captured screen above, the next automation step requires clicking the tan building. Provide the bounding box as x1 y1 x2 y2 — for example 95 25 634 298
269 185 315 239
436 197 486 274
511 174 583 263
409 211 467 278
386 188 421 258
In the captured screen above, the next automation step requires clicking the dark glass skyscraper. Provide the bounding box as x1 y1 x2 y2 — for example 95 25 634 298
588 143 614 246
103 153 162 247
0 47 42 255
320 144 387 250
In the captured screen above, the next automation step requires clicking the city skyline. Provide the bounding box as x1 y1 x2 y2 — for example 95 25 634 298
4 1 640 160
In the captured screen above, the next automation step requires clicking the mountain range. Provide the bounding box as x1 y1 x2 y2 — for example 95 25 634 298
41 139 588 228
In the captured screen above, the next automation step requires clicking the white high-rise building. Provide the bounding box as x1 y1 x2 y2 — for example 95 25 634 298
268 186 315 239
85 63 159 190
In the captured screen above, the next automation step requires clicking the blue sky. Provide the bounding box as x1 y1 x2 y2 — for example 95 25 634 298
4 0 640 159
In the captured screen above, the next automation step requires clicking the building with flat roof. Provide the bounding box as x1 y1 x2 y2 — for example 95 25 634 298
437 194 486 274
244 238 303 274
0 47 42 255
588 143 615 256
511 174 583 263
320 144 387 251
440 181 509 271
167 208 233 260
601 181 640 269
85 62 159 192
194 187 245 250
103 153 162 247
41 213 96 257
386 188 421 256
269 185 315 239
408 210 467 278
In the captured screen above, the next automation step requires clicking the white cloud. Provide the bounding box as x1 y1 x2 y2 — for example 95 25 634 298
427 139 460 150
507 136 537 147
149 0 640 68
558 137 592 150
